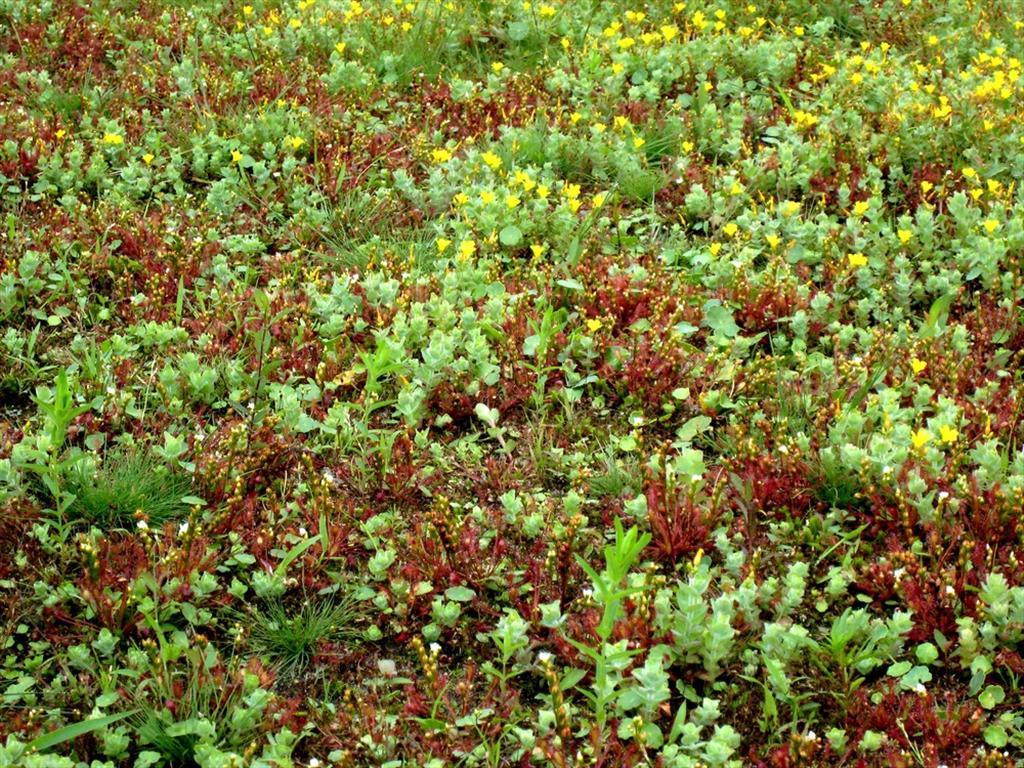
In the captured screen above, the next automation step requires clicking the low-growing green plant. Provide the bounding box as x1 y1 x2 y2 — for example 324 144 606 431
563 517 651 736
238 594 363 682
61 447 193 528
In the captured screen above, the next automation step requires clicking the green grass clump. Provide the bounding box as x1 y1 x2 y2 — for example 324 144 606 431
243 596 363 682
62 448 192 528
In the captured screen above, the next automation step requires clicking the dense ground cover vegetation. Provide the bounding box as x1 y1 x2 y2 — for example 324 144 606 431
3 0 1024 764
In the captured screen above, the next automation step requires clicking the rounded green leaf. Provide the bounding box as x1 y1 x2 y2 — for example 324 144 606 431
499 225 523 246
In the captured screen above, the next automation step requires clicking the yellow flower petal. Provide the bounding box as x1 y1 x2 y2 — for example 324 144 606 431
911 428 933 450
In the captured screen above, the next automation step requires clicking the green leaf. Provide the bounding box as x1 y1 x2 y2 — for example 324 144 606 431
559 667 587 691
979 684 1005 709
886 661 912 678
499 225 523 246
274 535 320 578
444 586 476 602
675 416 712 443
507 21 529 41
915 642 939 665
983 725 1008 747
28 710 138 752
702 300 739 339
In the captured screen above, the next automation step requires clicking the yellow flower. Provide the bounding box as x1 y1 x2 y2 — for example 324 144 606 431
335 41 347 54
289 17 302 28
793 25 804 36
633 136 646 149
243 4 253 14
920 180 933 193
491 62 504 73
592 122 607 134
939 425 959 444
432 148 452 164
102 132 124 146
729 181 743 195
561 37 571 50
55 129 67 139
505 194 521 209
911 428 933 450
661 24 678 41
514 170 536 191
961 166 977 179
142 153 155 165
897 229 913 244
481 151 502 170
453 192 469 206
853 200 871 216
983 219 1000 234
459 239 477 258
722 222 739 237
586 318 603 333
617 37 635 50
564 183 581 199
765 234 780 250
781 200 801 217
592 192 607 207
479 190 496 205
792 110 817 128
911 358 927 374
538 4 555 17
286 136 305 150
436 238 452 253
530 243 546 258
568 198 582 213
231 149 243 164
681 140 694 153
848 252 868 268
709 242 722 256
536 184 550 199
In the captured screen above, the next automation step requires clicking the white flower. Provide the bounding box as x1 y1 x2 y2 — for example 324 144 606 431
537 651 552 663
429 642 441 654
136 520 149 531
178 521 189 536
